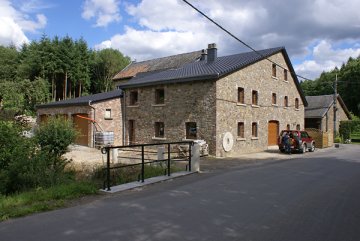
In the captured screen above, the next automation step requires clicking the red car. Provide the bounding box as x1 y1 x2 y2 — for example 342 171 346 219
278 130 315 153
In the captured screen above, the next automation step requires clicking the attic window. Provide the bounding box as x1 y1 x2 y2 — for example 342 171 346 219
272 93 277 105
155 88 165 104
284 96 289 107
284 69 288 81
295 98 299 109
272 64 277 77
252 90 258 105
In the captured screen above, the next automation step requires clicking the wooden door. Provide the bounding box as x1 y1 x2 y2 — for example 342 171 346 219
73 114 89 146
268 121 279 146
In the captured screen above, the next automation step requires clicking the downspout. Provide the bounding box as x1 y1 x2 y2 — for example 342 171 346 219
122 90 126 145
89 100 96 148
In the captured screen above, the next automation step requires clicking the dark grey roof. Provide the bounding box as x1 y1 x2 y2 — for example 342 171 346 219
36 89 123 109
118 47 308 106
305 94 351 119
112 50 203 80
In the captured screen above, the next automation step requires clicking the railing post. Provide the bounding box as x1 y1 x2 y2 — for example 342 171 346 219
141 145 145 183
188 142 192 172
106 146 111 191
167 144 171 176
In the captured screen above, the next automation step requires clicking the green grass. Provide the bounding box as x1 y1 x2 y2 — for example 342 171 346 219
108 163 184 186
0 182 98 221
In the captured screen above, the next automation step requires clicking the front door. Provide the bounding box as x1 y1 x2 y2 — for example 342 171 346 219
268 120 279 146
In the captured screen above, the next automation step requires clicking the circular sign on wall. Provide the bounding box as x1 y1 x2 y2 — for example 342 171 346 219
222 132 234 152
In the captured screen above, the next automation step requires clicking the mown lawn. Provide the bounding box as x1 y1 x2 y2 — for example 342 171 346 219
0 182 98 221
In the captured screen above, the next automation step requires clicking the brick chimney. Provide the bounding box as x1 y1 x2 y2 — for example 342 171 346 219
207 43 217 62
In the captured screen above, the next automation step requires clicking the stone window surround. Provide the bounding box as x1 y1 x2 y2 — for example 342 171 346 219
155 88 165 105
129 90 139 106
295 97 299 110
251 89 259 106
154 121 165 138
237 121 245 139
104 108 112 120
251 121 258 139
237 87 245 104
272 93 277 105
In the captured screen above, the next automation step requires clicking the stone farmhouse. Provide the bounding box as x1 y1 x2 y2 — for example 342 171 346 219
305 94 351 146
36 90 123 147
117 44 308 157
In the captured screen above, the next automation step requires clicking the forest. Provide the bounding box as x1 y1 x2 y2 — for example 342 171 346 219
0 35 130 116
300 56 360 117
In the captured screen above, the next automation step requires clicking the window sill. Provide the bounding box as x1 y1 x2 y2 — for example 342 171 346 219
251 104 260 108
271 76 278 80
152 104 165 107
284 80 289 83
237 103 247 107
128 105 139 108
152 137 167 141
295 108 300 111
182 138 196 142
236 137 246 141
284 107 288 109
251 137 259 140
271 104 278 107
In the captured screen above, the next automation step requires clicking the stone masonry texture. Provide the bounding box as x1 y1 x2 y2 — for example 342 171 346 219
123 52 305 157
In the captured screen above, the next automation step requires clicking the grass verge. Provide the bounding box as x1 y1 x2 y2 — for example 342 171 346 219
0 182 98 222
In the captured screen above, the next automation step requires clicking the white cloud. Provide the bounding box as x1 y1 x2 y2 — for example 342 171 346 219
0 0 47 47
94 0 360 79
82 0 121 27
95 26 215 60
295 40 360 80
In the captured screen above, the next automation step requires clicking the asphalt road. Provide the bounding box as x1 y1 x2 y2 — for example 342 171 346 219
1 144 360 241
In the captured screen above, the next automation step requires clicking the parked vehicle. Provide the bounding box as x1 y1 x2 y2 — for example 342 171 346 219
278 130 315 153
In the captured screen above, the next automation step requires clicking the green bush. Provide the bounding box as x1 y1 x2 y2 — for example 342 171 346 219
340 120 360 140
0 117 77 195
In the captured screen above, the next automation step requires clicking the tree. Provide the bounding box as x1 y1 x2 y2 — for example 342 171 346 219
90 48 130 93
0 45 19 82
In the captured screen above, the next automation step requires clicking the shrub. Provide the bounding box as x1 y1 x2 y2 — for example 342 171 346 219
0 117 77 195
34 117 77 185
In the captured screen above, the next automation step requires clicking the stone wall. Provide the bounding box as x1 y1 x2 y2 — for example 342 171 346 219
37 98 123 147
216 52 305 157
92 98 123 146
124 81 217 153
324 99 350 146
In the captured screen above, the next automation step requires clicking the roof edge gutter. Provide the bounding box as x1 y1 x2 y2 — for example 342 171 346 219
118 74 219 89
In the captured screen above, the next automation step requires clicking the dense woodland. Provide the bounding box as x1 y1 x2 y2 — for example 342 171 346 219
300 56 360 117
0 35 130 115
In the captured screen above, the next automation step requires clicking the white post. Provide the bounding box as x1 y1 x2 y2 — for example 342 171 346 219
111 148 118 164
191 143 200 172
157 146 165 161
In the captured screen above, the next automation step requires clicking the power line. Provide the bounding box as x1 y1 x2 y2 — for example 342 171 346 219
182 0 313 81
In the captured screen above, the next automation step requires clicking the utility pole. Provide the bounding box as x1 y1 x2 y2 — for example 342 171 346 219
333 74 338 142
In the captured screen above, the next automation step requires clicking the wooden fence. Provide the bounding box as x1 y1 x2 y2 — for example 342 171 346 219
305 128 332 148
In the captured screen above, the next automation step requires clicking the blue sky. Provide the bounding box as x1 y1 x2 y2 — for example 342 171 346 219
1 0 360 80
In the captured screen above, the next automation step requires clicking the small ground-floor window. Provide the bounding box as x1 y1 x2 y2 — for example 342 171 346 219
154 122 165 138
186 122 197 139
252 122 258 137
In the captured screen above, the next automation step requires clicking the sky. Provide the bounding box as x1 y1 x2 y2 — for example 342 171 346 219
1 0 360 80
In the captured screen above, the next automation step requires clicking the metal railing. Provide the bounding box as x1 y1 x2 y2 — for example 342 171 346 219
101 141 194 191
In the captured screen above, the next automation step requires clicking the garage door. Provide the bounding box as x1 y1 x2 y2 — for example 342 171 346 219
72 114 89 146
268 120 279 146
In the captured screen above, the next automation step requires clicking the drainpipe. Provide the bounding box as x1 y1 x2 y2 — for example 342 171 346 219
89 100 96 148
122 90 126 145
